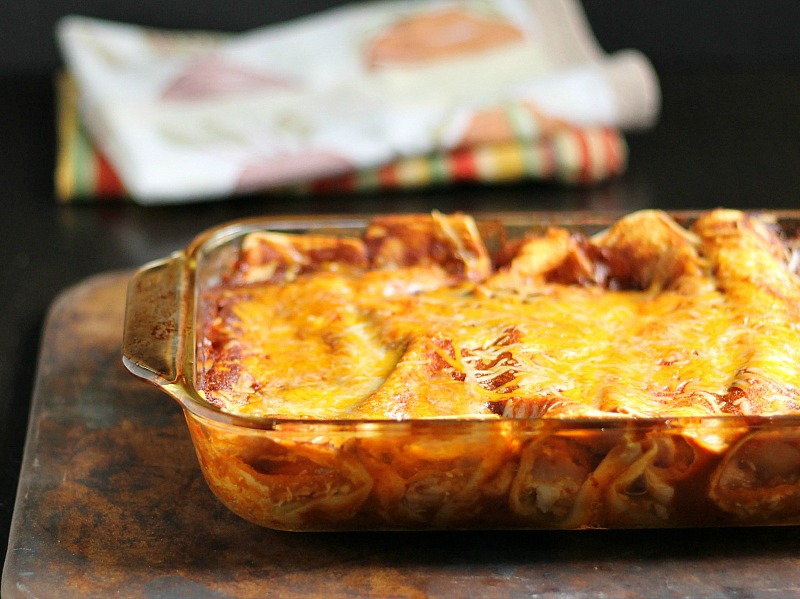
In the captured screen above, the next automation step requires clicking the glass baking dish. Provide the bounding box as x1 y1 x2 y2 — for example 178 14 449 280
122 211 800 531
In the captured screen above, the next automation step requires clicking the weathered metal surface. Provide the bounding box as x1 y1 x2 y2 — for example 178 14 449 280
4 271 800 598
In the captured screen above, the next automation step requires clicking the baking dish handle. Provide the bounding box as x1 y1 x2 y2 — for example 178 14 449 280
122 253 187 387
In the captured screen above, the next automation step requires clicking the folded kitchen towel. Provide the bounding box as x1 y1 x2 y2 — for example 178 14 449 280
56 0 659 204
56 73 629 201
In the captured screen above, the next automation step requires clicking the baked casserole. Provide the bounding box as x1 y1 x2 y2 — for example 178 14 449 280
124 208 800 530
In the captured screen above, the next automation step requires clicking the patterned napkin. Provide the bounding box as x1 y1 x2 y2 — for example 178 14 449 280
56 0 659 204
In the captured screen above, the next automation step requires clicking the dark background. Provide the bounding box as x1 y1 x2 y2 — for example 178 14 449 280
3 1 800 593
3 0 800 73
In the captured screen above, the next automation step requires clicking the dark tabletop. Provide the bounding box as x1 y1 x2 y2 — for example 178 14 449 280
2 62 800 594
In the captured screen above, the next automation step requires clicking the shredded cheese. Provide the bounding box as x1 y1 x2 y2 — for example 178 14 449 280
199 210 800 420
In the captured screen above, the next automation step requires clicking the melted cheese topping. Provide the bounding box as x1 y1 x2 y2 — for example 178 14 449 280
200 268 800 420
198 210 800 420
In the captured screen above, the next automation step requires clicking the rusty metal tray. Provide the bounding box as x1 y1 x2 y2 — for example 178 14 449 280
5 271 800 598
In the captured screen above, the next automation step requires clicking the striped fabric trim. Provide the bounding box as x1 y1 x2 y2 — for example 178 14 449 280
303 127 627 195
55 74 628 202
56 74 125 202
